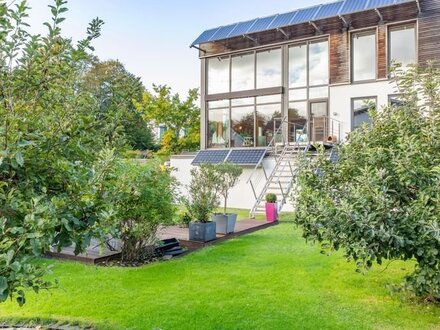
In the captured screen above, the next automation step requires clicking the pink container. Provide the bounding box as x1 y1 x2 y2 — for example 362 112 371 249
265 202 278 222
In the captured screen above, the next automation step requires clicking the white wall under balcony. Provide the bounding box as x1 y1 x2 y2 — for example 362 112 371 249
329 80 399 139
170 155 294 215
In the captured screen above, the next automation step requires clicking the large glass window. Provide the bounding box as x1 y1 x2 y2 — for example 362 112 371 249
256 48 282 89
352 31 376 82
288 102 308 142
309 41 329 86
231 106 255 147
256 96 282 147
389 24 416 68
289 45 307 88
207 56 229 94
208 102 230 148
352 97 377 129
231 53 254 91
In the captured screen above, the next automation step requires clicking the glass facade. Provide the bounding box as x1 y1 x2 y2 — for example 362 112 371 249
207 56 229 94
256 48 282 89
352 31 376 82
231 53 255 91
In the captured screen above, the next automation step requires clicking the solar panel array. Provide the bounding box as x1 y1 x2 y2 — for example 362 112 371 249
192 0 414 45
191 149 267 166
226 149 267 165
191 150 230 165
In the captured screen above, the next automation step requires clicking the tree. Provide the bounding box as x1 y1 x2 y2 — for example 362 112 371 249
135 85 200 154
0 0 124 305
292 63 440 300
83 59 155 150
213 163 243 215
110 160 176 263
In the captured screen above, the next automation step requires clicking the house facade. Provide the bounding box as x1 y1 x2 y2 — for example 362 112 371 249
171 0 440 214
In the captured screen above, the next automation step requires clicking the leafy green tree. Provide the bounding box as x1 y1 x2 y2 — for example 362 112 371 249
135 85 200 154
0 0 125 305
83 59 155 150
110 160 176 263
292 63 440 300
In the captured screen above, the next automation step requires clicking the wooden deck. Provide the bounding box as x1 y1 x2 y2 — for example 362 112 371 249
157 219 278 251
47 219 278 264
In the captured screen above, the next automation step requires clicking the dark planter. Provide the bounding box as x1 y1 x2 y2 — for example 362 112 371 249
188 221 217 242
211 213 237 234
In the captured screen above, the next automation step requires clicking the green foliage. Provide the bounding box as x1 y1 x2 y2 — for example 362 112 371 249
266 193 277 203
213 163 243 214
0 1 126 304
83 59 156 151
183 165 220 223
176 210 192 228
135 85 200 154
110 161 176 262
293 63 440 300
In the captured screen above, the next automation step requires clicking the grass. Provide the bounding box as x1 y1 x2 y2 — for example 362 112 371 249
1 215 439 329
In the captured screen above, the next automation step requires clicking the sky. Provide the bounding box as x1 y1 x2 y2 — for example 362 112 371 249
25 0 325 97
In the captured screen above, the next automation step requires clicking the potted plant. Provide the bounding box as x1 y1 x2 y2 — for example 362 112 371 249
265 193 278 223
211 163 243 234
183 164 220 242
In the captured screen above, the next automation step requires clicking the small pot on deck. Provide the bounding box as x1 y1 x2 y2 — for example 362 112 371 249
212 213 237 234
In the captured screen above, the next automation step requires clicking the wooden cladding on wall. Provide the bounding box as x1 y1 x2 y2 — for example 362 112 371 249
377 25 387 79
419 0 440 67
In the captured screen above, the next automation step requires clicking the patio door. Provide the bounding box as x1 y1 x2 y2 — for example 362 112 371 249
309 101 328 142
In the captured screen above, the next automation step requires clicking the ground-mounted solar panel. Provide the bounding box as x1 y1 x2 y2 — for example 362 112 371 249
246 15 278 34
225 149 266 165
268 11 298 30
290 6 321 25
212 24 239 40
191 150 231 165
228 20 258 38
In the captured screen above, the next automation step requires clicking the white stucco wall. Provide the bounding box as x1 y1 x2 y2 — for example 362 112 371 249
329 80 399 139
170 155 291 213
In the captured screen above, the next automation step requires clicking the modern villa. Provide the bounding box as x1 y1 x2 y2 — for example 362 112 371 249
171 0 440 216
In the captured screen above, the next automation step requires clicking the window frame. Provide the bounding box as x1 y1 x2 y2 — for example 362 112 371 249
350 29 378 83
387 22 417 70
351 96 377 130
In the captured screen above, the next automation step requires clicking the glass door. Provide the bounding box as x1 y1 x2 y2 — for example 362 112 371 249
309 101 328 143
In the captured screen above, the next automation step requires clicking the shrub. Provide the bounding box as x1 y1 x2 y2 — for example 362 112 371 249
266 193 277 203
112 161 176 263
292 63 440 300
213 163 243 214
183 165 221 223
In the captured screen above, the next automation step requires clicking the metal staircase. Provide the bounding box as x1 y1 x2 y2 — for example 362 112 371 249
249 143 310 217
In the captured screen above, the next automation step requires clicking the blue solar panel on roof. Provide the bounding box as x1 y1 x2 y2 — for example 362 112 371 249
268 11 298 30
290 6 321 24
339 0 368 15
317 1 345 19
192 27 220 46
191 150 230 165
226 149 266 165
211 24 238 40
246 15 278 34
228 20 258 38
191 0 415 45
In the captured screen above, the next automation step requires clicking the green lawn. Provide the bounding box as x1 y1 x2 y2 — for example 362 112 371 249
1 217 439 329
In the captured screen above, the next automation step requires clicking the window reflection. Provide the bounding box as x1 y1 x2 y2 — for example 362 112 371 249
389 25 416 68
231 53 255 91
256 49 282 88
352 32 376 81
231 106 255 147
288 102 308 143
309 41 329 86
208 108 230 148
352 98 377 129
289 45 307 88
208 56 229 94
256 104 282 147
